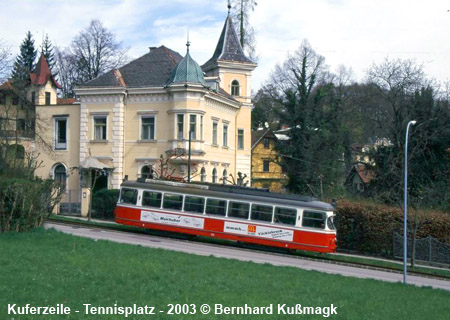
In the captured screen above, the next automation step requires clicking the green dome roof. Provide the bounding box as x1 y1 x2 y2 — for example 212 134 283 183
168 45 206 86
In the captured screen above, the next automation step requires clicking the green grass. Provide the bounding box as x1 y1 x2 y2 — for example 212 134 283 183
49 215 450 278
1 229 449 320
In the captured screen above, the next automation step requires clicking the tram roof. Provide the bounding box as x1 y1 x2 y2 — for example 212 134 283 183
121 179 335 211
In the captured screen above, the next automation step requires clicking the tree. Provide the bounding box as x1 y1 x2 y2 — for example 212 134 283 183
230 0 257 61
41 34 55 72
70 19 128 83
365 58 450 209
54 47 78 98
11 31 37 82
0 39 12 83
251 85 283 129
266 40 346 198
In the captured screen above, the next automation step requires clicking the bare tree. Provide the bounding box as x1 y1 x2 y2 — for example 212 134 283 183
0 39 12 83
70 19 128 83
271 40 327 94
54 47 79 98
366 58 427 147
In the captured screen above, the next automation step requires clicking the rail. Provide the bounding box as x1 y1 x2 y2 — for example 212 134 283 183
46 217 450 282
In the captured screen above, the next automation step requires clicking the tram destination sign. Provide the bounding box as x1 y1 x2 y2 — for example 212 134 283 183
141 210 205 229
224 222 294 241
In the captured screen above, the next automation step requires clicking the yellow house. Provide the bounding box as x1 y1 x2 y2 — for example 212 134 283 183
13 9 256 215
251 129 288 192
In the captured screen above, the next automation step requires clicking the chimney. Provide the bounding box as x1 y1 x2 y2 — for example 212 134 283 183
149 46 157 52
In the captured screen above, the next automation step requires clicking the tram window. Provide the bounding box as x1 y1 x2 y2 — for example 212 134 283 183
142 191 162 208
228 201 250 219
302 211 326 229
184 196 205 214
251 204 273 222
274 207 297 225
327 215 336 230
120 188 138 205
163 193 183 211
205 198 227 216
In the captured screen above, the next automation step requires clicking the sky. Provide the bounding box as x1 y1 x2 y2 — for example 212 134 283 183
0 0 449 91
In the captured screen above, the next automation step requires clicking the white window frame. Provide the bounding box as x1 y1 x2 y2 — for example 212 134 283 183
237 128 244 150
231 79 240 96
140 115 156 141
189 114 197 140
212 121 218 145
223 124 228 147
177 114 184 140
54 116 68 150
93 115 108 141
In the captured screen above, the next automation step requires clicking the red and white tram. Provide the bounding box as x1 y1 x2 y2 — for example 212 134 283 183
115 180 337 253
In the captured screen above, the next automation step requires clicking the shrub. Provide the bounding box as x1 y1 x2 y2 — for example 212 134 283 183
92 189 120 220
0 177 58 232
335 200 450 256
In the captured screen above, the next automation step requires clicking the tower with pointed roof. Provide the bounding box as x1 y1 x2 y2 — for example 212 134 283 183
0 5 260 217
202 3 257 105
202 4 257 182
28 54 61 105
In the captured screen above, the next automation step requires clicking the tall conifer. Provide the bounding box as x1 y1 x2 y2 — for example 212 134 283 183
41 34 55 71
12 31 37 81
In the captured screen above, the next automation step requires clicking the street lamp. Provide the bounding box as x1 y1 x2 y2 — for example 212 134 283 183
403 120 417 284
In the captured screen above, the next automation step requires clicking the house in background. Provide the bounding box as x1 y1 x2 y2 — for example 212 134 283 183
345 163 374 193
251 128 288 192
1 7 257 216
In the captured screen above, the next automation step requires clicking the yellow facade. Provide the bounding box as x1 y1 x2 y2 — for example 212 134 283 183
251 130 288 192
74 83 250 190
2 12 257 216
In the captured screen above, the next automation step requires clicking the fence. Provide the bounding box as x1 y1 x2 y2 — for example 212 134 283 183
393 232 450 265
58 189 81 215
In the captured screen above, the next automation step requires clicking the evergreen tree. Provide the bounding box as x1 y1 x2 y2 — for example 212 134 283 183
41 34 55 71
267 41 346 198
12 31 37 81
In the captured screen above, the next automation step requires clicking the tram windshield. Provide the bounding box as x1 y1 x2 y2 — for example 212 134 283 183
327 215 336 230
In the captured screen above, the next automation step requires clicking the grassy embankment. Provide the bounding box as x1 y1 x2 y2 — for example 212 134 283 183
1 228 449 320
49 215 450 278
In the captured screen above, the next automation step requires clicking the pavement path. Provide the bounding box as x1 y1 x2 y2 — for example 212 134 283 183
44 221 450 291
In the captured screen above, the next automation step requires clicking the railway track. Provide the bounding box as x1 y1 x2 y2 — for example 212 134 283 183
46 217 450 283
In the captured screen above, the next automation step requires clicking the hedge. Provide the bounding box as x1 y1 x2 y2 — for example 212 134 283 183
0 177 56 232
92 189 120 220
335 200 450 256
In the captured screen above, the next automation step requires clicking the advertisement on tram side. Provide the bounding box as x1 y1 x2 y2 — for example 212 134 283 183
224 222 294 241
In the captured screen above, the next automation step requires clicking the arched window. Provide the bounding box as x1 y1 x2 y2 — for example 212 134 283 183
222 169 228 184
54 164 67 191
212 168 217 184
231 80 240 96
200 167 206 182
141 165 153 179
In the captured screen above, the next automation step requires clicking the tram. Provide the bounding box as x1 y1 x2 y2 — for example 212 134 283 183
114 179 337 253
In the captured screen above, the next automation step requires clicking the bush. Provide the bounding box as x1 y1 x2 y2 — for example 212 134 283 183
335 200 450 256
92 189 120 220
0 177 57 232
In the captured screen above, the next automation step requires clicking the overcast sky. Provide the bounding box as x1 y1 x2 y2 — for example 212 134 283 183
1 0 449 91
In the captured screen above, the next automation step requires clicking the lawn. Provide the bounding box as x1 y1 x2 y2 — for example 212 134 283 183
0 228 449 320
50 215 450 279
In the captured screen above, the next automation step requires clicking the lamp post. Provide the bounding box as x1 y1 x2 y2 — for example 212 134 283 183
403 120 417 284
